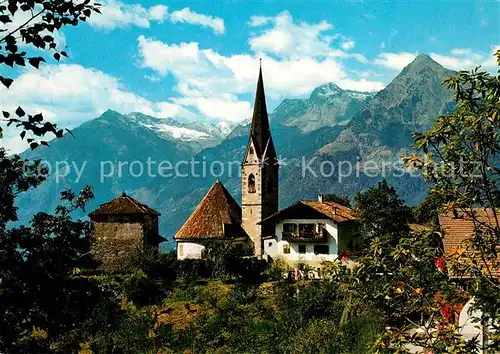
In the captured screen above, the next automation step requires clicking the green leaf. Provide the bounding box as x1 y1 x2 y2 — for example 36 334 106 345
28 57 45 69
0 76 13 88
15 106 25 117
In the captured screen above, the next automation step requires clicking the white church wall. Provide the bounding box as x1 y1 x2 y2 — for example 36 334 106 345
177 241 205 260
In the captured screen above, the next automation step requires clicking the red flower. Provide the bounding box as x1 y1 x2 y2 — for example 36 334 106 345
434 256 446 273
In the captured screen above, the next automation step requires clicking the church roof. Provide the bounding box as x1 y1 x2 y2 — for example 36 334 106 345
174 180 247 240
89 192 160 217
248 64 276 159
261 200 357 224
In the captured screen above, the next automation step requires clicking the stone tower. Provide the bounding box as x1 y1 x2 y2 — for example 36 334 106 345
88 192 165 272
241 64 279 257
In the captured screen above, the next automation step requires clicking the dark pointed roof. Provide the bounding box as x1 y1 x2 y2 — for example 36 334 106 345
174 180 247 240
249 65 275 159
89 193 160 217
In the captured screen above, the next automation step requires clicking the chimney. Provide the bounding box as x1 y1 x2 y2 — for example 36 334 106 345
318 194 323 203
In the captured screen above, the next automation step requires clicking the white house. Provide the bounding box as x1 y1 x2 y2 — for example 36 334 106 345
261 196 361 268
173 179 250 260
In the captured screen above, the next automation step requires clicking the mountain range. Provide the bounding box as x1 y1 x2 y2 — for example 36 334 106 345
14 54 455 249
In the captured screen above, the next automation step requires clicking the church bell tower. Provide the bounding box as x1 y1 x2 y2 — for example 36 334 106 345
241 63 279 257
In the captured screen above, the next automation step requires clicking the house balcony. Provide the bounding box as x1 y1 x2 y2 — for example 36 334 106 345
282 229 327 242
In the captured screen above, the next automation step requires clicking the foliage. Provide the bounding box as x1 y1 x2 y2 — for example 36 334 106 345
355 179 413 243
412 190 447 225
202 240 267 284
0 1 106 351
1 0 101 146
0 187 118 352
368 50 500 351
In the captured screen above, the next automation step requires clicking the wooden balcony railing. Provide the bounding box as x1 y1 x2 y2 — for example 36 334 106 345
282 229 326 242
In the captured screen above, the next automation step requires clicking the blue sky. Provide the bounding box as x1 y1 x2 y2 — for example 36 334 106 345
1 0 499 152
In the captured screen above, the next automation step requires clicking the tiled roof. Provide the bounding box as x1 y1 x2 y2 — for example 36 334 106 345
439 208 500 254
89 192 160 217
261 200 357 224
174 180 247 240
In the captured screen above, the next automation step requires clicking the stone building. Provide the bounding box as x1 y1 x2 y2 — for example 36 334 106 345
89 192 165 271
174 179 250 259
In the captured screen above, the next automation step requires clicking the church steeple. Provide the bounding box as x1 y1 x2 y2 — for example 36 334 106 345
241 63 279 258
250 64 270 154
248 63 276 160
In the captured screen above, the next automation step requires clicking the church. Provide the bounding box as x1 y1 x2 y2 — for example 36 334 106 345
174 65 361 264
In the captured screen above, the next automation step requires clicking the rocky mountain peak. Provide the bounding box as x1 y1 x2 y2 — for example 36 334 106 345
399 53 449 78
310 82 343 99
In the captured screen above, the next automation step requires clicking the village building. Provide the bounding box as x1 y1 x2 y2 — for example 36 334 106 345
89 192 165 271
438 208 500 349
174 64 278 258
174 179 250 259
174 64 362 264
261 195 361 266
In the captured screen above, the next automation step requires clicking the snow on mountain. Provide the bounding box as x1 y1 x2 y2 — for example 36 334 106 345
125 112 236 143
143 124 210 141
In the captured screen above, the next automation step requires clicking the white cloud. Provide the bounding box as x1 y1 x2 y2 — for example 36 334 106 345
429 53 478 70
248 15 271 27
172 95 252 123
148 5 169 23
0 64 195 153
86 1 224 34
170 7 225 35
248 11 335 59
87 0 166 29
481 45 500 68
137 35 384 100
373 52 417 70
374 47 499 72
341 40 355 50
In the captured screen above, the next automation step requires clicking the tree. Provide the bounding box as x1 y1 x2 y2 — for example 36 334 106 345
355 179 412 242
1 0 101 147
412 191 447 225
357 51 500 352
402 51 500 351
0 1 105 351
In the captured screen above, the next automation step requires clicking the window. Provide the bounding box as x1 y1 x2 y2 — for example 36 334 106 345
249 147 254 155
315 223 325 233
298 244 306 254
268 241 273 247
248 174 256 193
299 224 315 236
283 244 290 254
314 245 329 255
178 244 183 256
283 223 297 233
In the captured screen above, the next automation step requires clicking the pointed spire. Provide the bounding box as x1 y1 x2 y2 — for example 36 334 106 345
250 62 272 157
